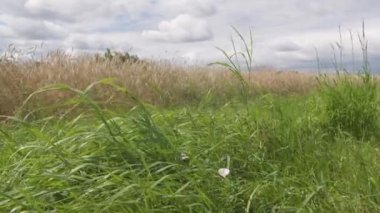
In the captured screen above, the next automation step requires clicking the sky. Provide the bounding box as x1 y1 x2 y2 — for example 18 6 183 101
1 0 380 71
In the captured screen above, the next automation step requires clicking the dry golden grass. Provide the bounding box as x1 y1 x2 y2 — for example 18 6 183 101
0 52 318 116
249 70 317 95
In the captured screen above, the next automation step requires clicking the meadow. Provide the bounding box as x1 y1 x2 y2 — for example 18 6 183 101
0 45 380 212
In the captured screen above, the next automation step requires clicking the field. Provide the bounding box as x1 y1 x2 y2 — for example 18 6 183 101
0 52 380 212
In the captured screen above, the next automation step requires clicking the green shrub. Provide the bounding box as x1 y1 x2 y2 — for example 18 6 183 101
95 48 140 63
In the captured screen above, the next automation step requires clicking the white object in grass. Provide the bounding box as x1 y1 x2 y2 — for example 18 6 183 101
218 168 230 178
180 153 189 161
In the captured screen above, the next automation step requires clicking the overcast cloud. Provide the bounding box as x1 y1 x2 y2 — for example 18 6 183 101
1 0 380 71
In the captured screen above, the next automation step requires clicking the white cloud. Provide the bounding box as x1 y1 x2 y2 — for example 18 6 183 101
158 0 217 17
0 14 68 40
142 14 213 42
63 32 138 52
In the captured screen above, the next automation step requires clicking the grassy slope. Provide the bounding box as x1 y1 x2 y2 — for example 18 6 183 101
1 91 379 212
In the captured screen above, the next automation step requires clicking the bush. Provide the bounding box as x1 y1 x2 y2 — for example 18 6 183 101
95 48 140 63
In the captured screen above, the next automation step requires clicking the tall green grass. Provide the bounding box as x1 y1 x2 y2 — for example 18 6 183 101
318 72 378 139
0 81 379 211
317 23 378 139
211 26 254 105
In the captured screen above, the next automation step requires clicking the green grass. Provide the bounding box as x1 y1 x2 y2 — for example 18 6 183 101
1 82 380 212
318 72 379 139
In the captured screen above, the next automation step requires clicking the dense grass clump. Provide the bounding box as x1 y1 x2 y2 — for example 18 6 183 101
319 72 378 139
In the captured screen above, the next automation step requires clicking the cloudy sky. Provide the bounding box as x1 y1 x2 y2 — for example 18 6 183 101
1 0 380 71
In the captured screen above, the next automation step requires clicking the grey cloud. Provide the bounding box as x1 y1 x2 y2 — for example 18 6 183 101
24 0 101 20
23 0 154 23
0 24 14 38
274 41 302 52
